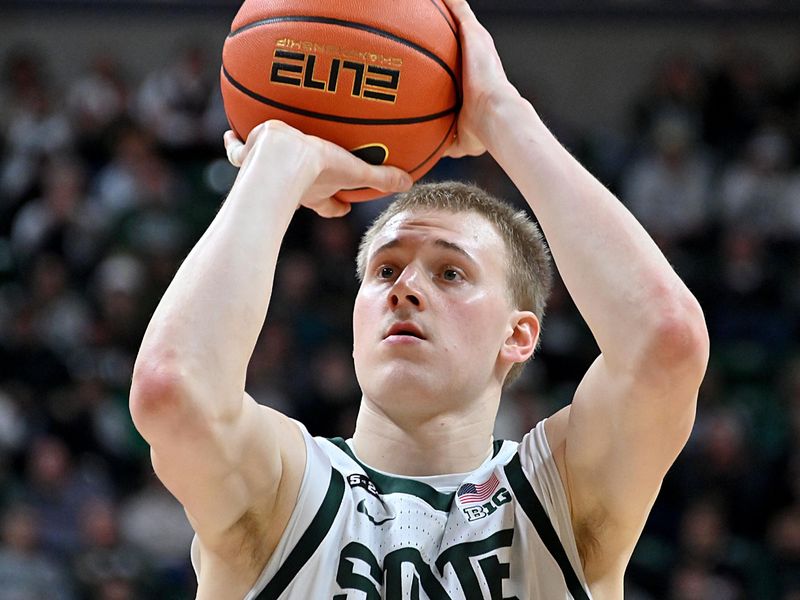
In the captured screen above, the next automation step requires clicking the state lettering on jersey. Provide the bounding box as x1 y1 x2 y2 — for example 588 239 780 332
333 529 519 600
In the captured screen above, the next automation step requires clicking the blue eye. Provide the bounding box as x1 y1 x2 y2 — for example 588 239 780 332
442 269 461 281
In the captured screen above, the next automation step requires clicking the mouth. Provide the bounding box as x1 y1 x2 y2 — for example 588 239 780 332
384 322 426 340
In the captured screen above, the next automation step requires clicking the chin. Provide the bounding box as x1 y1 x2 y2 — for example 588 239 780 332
358 362 440 403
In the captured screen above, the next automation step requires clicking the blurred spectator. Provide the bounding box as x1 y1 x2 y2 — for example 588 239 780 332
668 563 742 600
91 578 138 600
707 229 790 361
633 54 707 143
89 252 150 351
118 474 195 587
67 252 156 394
766 505 800 598
45 373 143 482
677 405 778 541
91 125 179 224
66 55 130 165
0 304 71 394
135 45 214 153
674 498 770 597
9 155 103 275
622 114 712 241
0 503 75 600
73 498 150 599
0 86 72 213
703 44 778 159
22 436 110 558
0 49 45 129
718 127 797 238
24 253 92 356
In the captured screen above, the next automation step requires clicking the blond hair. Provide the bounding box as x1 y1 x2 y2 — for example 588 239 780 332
356 181 552 386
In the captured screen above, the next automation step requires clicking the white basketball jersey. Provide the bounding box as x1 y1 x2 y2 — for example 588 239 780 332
191 420 593 599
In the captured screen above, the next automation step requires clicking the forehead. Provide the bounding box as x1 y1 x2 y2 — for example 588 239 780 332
368 210 507 266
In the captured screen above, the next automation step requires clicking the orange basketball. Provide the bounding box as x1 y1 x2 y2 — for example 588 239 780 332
221 0 460 202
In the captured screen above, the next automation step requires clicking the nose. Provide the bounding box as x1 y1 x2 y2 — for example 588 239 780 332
388 267 425 311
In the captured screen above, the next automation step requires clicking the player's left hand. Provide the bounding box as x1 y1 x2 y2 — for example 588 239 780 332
442 0 522 158
224 122 412 218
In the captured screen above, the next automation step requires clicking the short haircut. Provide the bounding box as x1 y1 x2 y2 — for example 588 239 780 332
356 181 553 386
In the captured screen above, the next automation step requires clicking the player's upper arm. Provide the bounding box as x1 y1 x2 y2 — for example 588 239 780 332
547 305 709 578
129 373 306 549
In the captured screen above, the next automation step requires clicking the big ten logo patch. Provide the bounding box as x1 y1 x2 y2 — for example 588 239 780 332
457 473 513 522
462 488 513 522
270 39 401 103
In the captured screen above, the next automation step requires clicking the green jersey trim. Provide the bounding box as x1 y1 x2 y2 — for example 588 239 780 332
327 438 455 513
255 466 345 600
504 453 591 600
491 439 503 458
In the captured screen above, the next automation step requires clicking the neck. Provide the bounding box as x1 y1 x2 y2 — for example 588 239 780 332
352 393 498 476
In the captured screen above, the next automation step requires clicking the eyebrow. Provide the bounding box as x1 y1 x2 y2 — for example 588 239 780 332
371 238 479 268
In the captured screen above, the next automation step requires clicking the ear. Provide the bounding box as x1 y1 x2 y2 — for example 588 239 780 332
500 311 540 365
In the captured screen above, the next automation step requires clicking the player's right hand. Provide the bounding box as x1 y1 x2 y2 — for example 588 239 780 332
224 121 413 218
441 0 522 159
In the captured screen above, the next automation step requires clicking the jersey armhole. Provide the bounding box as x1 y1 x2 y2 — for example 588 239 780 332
188 421 334 599
517 420 593 598
242 421 334 599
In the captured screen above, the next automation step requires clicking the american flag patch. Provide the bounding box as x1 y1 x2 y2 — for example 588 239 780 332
457 473 500 505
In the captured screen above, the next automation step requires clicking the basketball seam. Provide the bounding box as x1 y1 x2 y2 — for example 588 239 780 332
227 15 460 94
223 66 458 126
339 115 456 192
408 113 457 174
427 0 459 41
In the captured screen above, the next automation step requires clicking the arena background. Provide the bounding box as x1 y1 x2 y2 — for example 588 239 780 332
0 1 799 598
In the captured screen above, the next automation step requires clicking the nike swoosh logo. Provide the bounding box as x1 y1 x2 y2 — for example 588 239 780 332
357 499 395 526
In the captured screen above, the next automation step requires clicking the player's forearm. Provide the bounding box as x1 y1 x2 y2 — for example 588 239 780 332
134 163 304 417
486 96 707 370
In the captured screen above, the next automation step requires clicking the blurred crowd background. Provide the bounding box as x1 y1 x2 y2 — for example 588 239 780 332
0 2 800 599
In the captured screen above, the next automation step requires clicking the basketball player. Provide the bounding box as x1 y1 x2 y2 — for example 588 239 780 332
130 1 709 598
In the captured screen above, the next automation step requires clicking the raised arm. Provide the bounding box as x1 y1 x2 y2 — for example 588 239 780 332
129 121 410 577
444 0 709 590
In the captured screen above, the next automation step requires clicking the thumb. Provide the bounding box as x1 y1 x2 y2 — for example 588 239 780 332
224 130 246 167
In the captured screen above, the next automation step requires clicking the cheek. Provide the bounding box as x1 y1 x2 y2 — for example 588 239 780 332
352 300 365 339
450 299 509 348
352 292 376 344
